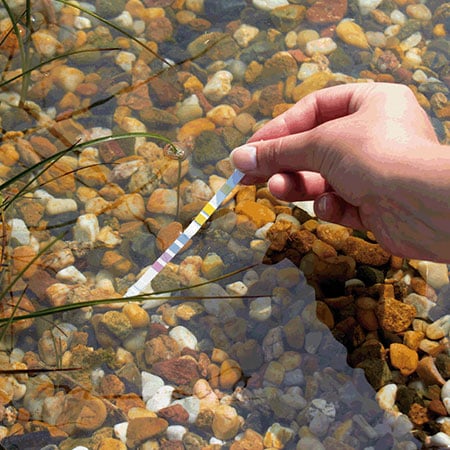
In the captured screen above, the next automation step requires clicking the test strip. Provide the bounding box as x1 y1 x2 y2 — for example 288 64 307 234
124 169 245 297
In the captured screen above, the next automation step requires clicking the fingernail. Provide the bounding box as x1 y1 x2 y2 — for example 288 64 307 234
315 195 330 218
230 145 257 171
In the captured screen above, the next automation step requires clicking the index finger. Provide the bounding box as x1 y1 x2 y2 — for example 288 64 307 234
248 82 374 142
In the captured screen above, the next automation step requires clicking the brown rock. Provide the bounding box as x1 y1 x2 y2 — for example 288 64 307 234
99 374 125 397
220 359 242 389
152 356 200 384
342 236 390 266
12 245 39 279
306 0 347 24
408 403 430 426
376 297 416 333
126 417 168 448
290 229 316 253
266 221 294 251
212 404 241 440
144 335 181 365
428 399 448 417
316 223 351 251
156 221 191 253
389 343 419 376
403 330 425 351
230 429 264 450
158 404 189 424
235 200 276 228
258 84 284 116
356 308 379 331
101 251 133 276
316 301 334 329
56 388 107 434
149 76 181 106
416 356 446 386
147 188 179 215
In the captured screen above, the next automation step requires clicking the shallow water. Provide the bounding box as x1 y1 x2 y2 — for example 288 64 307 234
0 0 449 449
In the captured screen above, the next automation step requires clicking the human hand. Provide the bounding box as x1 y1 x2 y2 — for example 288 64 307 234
231 82 450 262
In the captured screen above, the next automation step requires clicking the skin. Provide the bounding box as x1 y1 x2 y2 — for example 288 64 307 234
230 82 450 263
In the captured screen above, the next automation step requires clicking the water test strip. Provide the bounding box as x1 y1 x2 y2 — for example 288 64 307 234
124 169 245 297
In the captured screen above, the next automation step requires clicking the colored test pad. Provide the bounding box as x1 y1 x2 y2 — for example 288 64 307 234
124 169 245 298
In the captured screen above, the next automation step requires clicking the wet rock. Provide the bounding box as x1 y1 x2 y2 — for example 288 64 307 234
342 236 390 266
126 417 168 448
306 0 347 24
193 130 228 165
212 404 241 440
389 343 418 376
416 260 449 290
147 188 179 215
336 20 369 49
158 404 190 425
110 193 145 221
376 297 416 333
263 422 294 448
416 356 446 386
203 0 246 21
235 200 276 228
152 356 200 384
203 70 233 102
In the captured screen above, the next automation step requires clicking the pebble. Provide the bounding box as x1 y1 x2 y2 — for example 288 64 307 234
403 293 435 319
416 260 449 289
171 396 200 424
203 70 233 102
73 213 99 243
55 265 87 284
45 198 78 215
252 0 289 11
141 372 165 403
249 296 272 321
8 218 30 245
176 95 203 124
233 24 260 48
376 383 398 412
336 20 370 49
263 423 294 448
211 404 241 440
389 343 418 376
169 325 198 351
358 0 383 16
146 385 175 412
206 104 236 126
305 38 337 56
428 432 450 448
31 30 60 57
425 316 448 340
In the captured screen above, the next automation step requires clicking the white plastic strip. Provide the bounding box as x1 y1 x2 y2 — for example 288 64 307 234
124 169 244 297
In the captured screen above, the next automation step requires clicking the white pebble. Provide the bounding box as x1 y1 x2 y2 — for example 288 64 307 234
133 19 145 35
169 326 198 351
400 32 422 51
390 9 406 25
203 70 233 102
115 11 133 29
146 385 175 412
8 218 30 245
428 432 450 447
171 396 200 423
441 379 450 400
249 296 272 321
166 425 187 441
115 51 136 72
34 189 54 205
376 384 398 411
252 0 288 11
305 37 337 56
225 281 248 297
233 24 259 48
426 315 450 340
297 62 320 80
304 331 322 354
74 16 91 29
358 0 383 16
176 94 203 124
403 50 422 68
141 372 165 402
417 260 449 289
412 69 428 83
73 213 99 243
114 421 128 444
56 265 87 284
45 198 78 215
384 24 401 38
275 213 300 227
255 222 274 239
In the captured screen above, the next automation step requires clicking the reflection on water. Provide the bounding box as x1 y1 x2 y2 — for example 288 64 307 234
0 0 448 448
